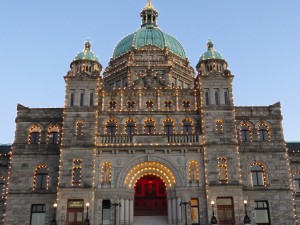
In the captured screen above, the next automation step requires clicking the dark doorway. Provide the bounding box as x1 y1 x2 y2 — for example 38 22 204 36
102 199 111 225
134 174 167 216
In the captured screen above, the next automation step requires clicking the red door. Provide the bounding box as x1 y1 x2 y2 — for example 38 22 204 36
67 200 84 225
217 197 235 225
67 209 84 225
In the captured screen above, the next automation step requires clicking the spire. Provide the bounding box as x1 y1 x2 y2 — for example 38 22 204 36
141 0 158 28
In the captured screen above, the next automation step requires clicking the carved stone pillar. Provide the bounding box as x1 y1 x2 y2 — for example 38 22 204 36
120 198 125 225
124 199 129 225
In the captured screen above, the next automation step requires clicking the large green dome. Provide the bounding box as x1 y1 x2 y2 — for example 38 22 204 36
113 2 186 59
113 27 187 59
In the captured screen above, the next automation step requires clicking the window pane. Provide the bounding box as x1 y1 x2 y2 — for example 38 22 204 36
68 212 75 222
31 213 45 225
256 210 269 223
77 212 83 222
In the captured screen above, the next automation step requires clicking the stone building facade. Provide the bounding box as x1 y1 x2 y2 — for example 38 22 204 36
3 2 298 225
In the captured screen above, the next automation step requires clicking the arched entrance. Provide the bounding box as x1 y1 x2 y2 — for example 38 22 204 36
122 161 177 225
134 174 167 216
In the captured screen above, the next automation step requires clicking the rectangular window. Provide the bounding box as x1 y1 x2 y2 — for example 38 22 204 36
217 158 228 182
224 89 229 105
31 204 45 225
190 198 199 224
72 160 82 186
80 91 84 107
214 89 220 106
255 201 270 225
204 89 210 106
116 80 121 88
90 92 94 107
70 91 75 107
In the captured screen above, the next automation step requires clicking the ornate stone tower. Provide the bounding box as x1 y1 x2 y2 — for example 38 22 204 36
196 40 244 220
56 40 103 222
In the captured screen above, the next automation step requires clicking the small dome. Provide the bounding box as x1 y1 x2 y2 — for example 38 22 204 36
199 40 224 61
73 40 100 63
113 27 186 59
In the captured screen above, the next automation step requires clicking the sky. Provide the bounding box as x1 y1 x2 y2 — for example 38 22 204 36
0 0 300 144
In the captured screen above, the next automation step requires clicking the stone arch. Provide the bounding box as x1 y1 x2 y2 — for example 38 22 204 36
117 155 184 189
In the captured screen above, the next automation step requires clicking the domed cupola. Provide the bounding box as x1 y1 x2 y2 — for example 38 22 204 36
112 1 186 59
196 40 228 75
69 40 102 76
140 0 158 28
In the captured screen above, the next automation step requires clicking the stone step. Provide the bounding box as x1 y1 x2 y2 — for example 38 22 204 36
134 216 168 225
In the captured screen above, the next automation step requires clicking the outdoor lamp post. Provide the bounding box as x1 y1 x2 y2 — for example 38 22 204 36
210 201 217 225
243 200 251 224
84 203 90 225
179 201 189 225
50 203 57 225
111 203 121 225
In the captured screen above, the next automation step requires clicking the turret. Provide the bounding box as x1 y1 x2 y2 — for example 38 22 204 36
68 40 102 77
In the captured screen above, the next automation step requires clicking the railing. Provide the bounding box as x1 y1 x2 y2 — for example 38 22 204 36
98 134 199 144
167 134 199 143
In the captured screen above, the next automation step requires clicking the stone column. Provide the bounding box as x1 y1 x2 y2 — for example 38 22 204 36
177 197 182 224
129 199 134 225
172 198 177 225
120 198 125 225
124 199 129 225
168 198 172 225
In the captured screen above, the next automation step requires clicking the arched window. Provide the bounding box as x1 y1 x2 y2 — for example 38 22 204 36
101 162 112 184
294 173 300 192
146 100 154 109
72 159 82 187
164 100 172 109
258 123 270 141
28 125 42 144
125 120 136 135
240 123 252 142
182 100 190 109
188 161 199 182
47 125 60 144
144 119 155 134
163 119 174 135
109 101 117 109
218 158 228 182
127 100 135 109
106 120 117 136
215 120 223 133
33 165 49 190
76 122 84 136
182 119 193 135
250 163 266 186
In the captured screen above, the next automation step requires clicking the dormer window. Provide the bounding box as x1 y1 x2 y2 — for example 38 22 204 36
109 101 117 109
127 101 135 109
164 100 172 108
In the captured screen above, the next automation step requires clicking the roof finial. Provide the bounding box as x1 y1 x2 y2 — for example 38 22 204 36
148 0 152 5
85 39 91 51
207 39 214 50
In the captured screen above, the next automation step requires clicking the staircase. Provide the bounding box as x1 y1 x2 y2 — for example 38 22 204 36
134 216 168 225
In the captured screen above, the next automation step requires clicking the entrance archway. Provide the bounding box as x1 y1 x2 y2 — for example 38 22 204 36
134 174 167 216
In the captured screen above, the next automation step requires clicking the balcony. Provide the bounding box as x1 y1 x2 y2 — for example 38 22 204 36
97 134 200 145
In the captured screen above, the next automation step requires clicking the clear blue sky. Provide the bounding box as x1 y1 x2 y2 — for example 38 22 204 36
1 0 299 144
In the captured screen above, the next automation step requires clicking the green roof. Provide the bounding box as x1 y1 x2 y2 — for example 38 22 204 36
73 40 100 63
113 27 187 59
199 40 224 61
